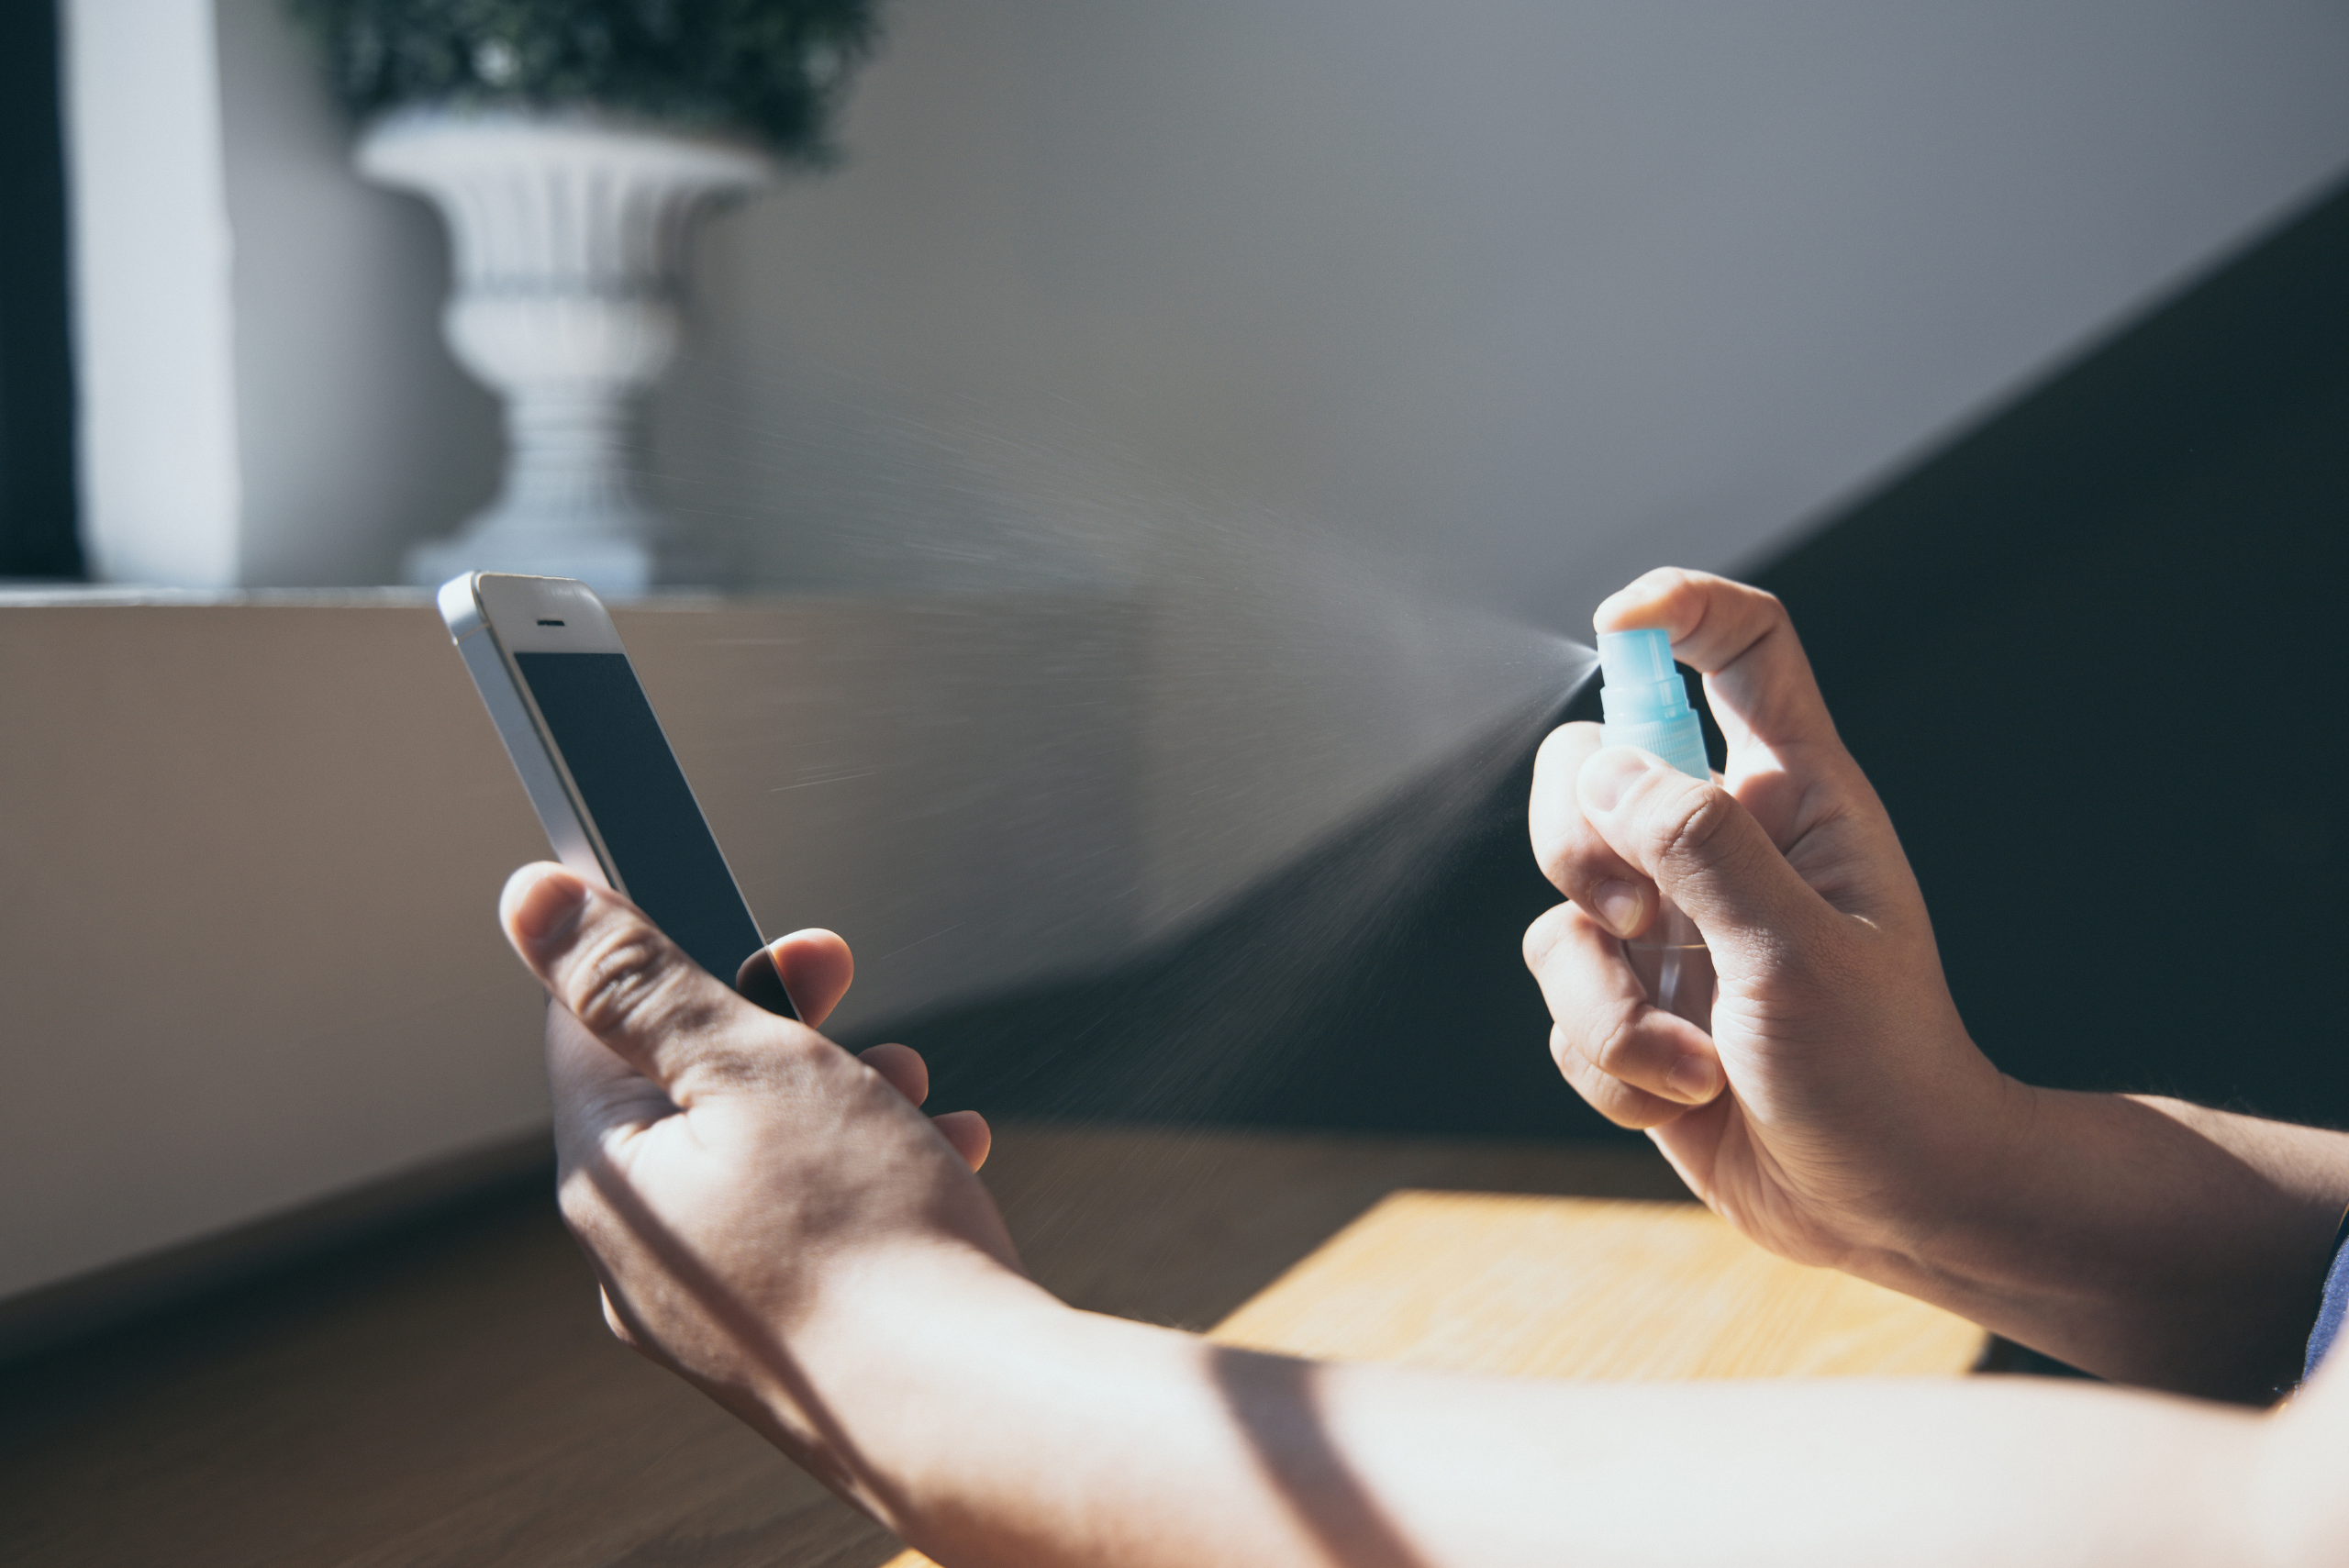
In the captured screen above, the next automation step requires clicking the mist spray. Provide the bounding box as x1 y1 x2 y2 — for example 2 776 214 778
1596 628 1716 1030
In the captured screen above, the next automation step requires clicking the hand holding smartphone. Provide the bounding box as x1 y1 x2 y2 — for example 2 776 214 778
439 572 797 1018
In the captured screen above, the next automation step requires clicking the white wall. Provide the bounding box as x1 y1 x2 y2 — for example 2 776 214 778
661 0 2349 626
69 1 2349 616
212 0 502 587
61 0 242 584
0 595 1146 1307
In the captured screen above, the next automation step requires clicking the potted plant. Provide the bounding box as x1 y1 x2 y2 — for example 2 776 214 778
295 0 881 590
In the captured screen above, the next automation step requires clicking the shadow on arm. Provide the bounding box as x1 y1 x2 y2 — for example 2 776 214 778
1208 1344 1436 1568
575 1159 913 1529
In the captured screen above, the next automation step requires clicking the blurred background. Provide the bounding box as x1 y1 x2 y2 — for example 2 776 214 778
4 0 2348 1367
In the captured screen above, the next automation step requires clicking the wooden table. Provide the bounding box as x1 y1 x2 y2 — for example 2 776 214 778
0 1126 1981 1568
880 1187 1985 1568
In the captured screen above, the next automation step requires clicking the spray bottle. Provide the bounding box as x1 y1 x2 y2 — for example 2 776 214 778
1596 628 1716 1030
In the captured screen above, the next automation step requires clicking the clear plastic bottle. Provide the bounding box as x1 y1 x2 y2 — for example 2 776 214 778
1596 628 1717 1032
1623 901 1716 1029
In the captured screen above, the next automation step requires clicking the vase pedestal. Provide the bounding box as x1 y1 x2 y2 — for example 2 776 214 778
358 109 772 592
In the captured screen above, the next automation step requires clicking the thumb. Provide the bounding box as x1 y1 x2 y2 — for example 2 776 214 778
1575 747 1831 972
501 862 767 1102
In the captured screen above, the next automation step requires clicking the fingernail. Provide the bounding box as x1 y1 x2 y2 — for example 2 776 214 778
513 868 587 944
1580 747 1660 814
1666 1055 1721 1104
1593 880 1643 938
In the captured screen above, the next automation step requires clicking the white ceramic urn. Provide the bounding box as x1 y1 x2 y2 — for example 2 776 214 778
359 108 773 592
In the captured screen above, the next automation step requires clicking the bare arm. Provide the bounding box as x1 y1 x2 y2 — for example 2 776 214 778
1896 1086 2349 1398
839 1273 2319 1568
1524 569 2349 1402
500 861 2349 1568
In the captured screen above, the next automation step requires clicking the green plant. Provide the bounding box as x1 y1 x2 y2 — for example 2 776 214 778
292 0 881 162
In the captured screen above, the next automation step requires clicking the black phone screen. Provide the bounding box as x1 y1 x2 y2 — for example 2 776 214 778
514 651 786 1012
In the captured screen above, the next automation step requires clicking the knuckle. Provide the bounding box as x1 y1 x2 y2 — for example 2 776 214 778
1538 819 1617 903
1533 844 1584 902
1701 571 1785 624
1647 780 1736 871
1530 835 1568 891
1553 1028 1666 1130
564 922 681 1039
1630 565 1692 598
1551 1023 1608 1098
1522 903 1575 971
1581 996 1650 1081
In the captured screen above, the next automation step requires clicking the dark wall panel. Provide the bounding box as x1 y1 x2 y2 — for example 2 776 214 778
1760 178 2349 1123
0 0 83 580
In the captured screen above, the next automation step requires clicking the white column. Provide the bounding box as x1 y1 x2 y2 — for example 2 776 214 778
61 0 243 587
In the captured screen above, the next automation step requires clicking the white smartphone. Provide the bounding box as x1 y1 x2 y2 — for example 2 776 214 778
437 572 797 1018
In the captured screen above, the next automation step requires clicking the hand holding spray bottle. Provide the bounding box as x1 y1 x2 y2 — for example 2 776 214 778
1596 628 1717 1030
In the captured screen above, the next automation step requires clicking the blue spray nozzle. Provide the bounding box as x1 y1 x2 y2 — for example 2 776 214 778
1598 628 1687 717
1596 628 1710 781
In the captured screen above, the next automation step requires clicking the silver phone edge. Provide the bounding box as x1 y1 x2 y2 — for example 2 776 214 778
437 573 618 895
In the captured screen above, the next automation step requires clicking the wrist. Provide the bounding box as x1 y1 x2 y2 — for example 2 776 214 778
805 1289 1271 1565
772 1240 1070 1526
1842 1067 2120 1334
1831 1046 2042 1290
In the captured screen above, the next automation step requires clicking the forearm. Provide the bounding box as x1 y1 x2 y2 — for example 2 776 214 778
1858 1081 2349 1402
811 1259 2276 1568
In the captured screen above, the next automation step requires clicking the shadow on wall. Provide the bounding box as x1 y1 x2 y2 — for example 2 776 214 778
870 172 2349 1141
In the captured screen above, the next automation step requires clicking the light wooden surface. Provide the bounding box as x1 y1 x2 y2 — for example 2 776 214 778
0 1123 1689 1568
880 1188 1984 1568
1213 1189 1985 1381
